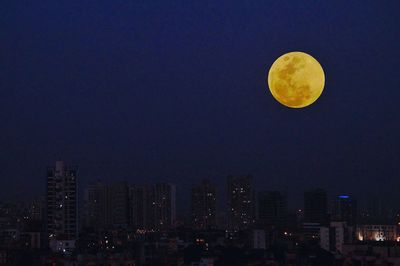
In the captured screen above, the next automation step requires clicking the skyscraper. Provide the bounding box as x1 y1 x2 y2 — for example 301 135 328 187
110 181 130 228
84 182 176 231
46 161 77 253
129 185 149 230
227 175 254 230
304 189 328 225
84 181 131 230
147 183 176 230
257 191 287 228
191 179 217 230
83 181 112 230
332 195 358 225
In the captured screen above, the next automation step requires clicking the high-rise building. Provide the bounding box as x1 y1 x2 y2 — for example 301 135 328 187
129 185 148 230
84 182 176 231
83 182 112 230
304 189 327 225
46 161 77 253
27 199 44 221
191 179 217 230
110 181 130 228
332 195 357 225
147 183 176 230
257 191 287 228
84 181 131 230
227 175 254 230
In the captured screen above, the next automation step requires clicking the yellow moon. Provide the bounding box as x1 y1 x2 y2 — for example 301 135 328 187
268 52 325 108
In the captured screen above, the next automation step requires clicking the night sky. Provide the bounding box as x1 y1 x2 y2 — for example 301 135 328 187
1 1 400 208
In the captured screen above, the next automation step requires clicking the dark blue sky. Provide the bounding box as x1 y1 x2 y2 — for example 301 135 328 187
1 1 399 207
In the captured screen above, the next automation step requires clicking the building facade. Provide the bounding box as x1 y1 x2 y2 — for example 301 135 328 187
356 224 398 241
257 190 287 228
147 183 176 230
129 185 149 230
191 179 217 230
83 182 112 230
110 182 130 228
304 189 328 225
227 175 254 230
333 195 358 225
46 161 77 253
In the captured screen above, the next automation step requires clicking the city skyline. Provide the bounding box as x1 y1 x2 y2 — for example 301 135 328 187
1 160 400 265
2 160 395 220
1 158 398 215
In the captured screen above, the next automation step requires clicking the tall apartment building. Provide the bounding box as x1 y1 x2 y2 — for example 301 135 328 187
304 189 328 225
332 195 358 225
227 175 254 230
191 179 217 230
257 190 288 228
129 185 149 230
83 182 111 230
46 161 77 253
84 182 130 230
110 182 130 228
147 183 176 230
84 182 176 231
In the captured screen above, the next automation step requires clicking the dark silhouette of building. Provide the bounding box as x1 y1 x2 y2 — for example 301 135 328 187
84 182 176 231
304 189 327 225
110 181 130 228
227 175 254 230
46 161 77 253
191 179 217 229
147 183 176 230
129 185 149 230
84 182 130 230
332 195 357 225
257 191 287 228
83 182 111 230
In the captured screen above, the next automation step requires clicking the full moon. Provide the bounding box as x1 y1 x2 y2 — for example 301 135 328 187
268 51 325 108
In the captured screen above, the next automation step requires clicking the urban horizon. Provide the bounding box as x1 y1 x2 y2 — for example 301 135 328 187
1 160 400 265
1 159 397 216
